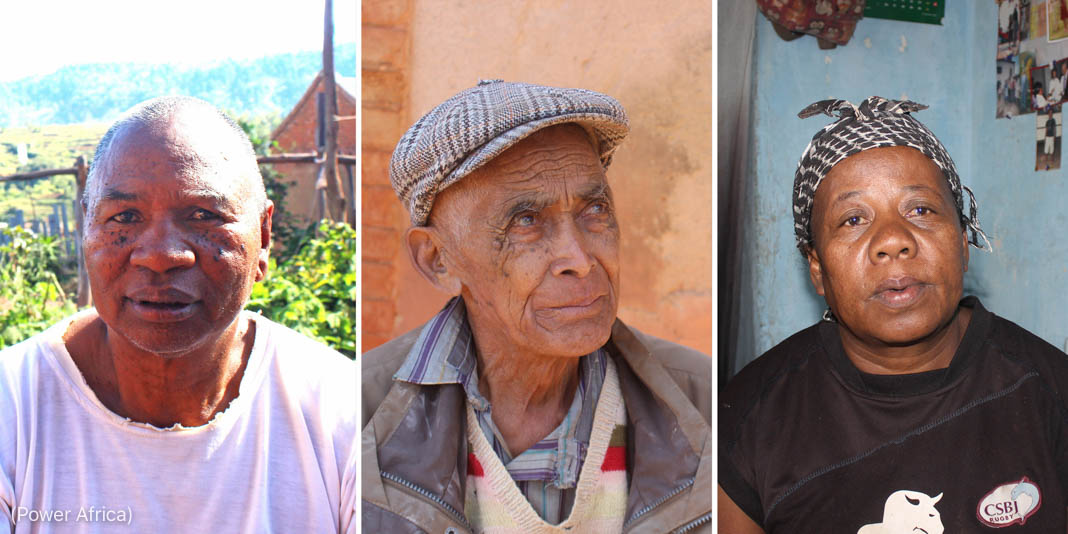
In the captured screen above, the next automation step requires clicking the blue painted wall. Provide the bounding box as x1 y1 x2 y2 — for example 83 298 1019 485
969 5 1068 354
739 3 1068 367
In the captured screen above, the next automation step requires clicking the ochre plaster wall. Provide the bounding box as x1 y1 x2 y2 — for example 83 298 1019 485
366 0 713 354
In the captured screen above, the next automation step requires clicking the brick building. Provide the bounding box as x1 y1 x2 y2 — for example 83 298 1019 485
270 71 357 225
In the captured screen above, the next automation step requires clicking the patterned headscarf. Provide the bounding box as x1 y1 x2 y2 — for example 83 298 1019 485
792 96 990 254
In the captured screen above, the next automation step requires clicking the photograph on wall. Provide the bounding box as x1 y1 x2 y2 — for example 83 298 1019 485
1037 105 1062 170
1033 0 1048 38
1032 63 1053 110
999 59 1022 117
1001 0 1023 48
1021 0 1034 40
1050 0 1068 40
1021 51 1039 113
1052 58 1068 103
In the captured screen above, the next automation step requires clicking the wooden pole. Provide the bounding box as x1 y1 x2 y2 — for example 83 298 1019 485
255 153 356 165
73 156 92 308
313 160 329 222
322 0 348 223
343 162 355 223
0 168 77 182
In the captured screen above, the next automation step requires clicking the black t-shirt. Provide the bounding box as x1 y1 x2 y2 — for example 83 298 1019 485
720 297 1068 532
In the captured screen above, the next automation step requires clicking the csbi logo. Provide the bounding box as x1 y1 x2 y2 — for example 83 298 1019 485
976 477 1041 527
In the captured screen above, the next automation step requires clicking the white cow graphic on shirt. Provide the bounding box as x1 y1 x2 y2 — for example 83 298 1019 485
857 490 944 534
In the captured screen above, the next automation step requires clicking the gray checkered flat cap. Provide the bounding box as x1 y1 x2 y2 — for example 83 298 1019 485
390 80 629 226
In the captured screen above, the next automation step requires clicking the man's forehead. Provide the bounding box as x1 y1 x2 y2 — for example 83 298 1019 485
459 143 604 202
109 113 240 164
472 126 603 187
94 120 249 188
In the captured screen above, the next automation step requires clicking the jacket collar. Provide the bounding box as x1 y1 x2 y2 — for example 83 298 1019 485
366 318 709 531
608 320 711 528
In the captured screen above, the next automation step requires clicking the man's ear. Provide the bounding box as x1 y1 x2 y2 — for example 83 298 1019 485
806 246 826 297
406 226 462 296
255 200 274 283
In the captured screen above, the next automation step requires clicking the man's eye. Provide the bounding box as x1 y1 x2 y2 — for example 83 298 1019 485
514 213 538 227
109 211 138 223
910 206 932 216
588 201 610 215
191 209 219 221
843 215 862 226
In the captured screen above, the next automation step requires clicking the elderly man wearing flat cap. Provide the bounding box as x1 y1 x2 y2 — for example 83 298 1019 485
362 80 712 533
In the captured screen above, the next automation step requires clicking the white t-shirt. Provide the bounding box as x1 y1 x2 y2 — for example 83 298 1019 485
0 310 356 533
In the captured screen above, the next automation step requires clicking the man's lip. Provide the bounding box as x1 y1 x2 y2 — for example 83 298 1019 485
125 287 198 305
534 294 609 321
125 299 199 323
547 293 605 310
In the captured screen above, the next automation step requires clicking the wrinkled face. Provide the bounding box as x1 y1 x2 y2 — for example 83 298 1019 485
83 115 270 356
807 146 968 347
432 124 620 357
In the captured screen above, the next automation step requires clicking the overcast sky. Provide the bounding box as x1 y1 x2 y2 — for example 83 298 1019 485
1 0 356 82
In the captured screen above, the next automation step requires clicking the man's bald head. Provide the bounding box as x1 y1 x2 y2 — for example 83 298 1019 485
86 96 267 215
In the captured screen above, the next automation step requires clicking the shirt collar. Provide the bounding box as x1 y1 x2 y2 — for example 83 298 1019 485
393 297 489 410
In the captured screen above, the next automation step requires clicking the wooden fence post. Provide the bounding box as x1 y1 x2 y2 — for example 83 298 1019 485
322 0 348 224
74 156 92 308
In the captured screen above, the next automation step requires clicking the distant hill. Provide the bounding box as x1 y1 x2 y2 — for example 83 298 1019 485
0 44 356 127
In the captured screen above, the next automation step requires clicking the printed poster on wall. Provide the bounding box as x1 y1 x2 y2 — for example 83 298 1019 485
1050 0 1068 40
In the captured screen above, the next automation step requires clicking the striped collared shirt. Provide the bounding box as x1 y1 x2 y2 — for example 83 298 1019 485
394 297 608 524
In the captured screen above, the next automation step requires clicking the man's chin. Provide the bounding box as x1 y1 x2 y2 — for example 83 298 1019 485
532 321 614 358
107 322 214 358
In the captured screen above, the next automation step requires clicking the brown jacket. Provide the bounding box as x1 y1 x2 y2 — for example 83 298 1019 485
362 319 712 533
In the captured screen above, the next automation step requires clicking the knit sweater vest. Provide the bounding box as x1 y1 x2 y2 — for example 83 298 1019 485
464 358 627 534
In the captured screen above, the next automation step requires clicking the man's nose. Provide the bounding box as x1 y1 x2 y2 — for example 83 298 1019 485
129 221 196 273
550 220 596 278
869 215 918 263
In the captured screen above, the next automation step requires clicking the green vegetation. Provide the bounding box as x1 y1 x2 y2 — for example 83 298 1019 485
235 117 357 358
233 112 305 252
0 123 103 238
0 122 104 174
248 220 356 358
0 227 76 348
0 45 356 127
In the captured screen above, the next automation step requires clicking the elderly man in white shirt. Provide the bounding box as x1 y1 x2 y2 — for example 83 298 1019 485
0 96 356 533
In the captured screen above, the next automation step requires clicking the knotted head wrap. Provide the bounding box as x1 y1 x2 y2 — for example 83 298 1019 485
792 96 990 254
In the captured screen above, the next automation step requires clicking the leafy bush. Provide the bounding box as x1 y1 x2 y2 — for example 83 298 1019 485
0 226 76 348
247 220 356 358
233 113 304 255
